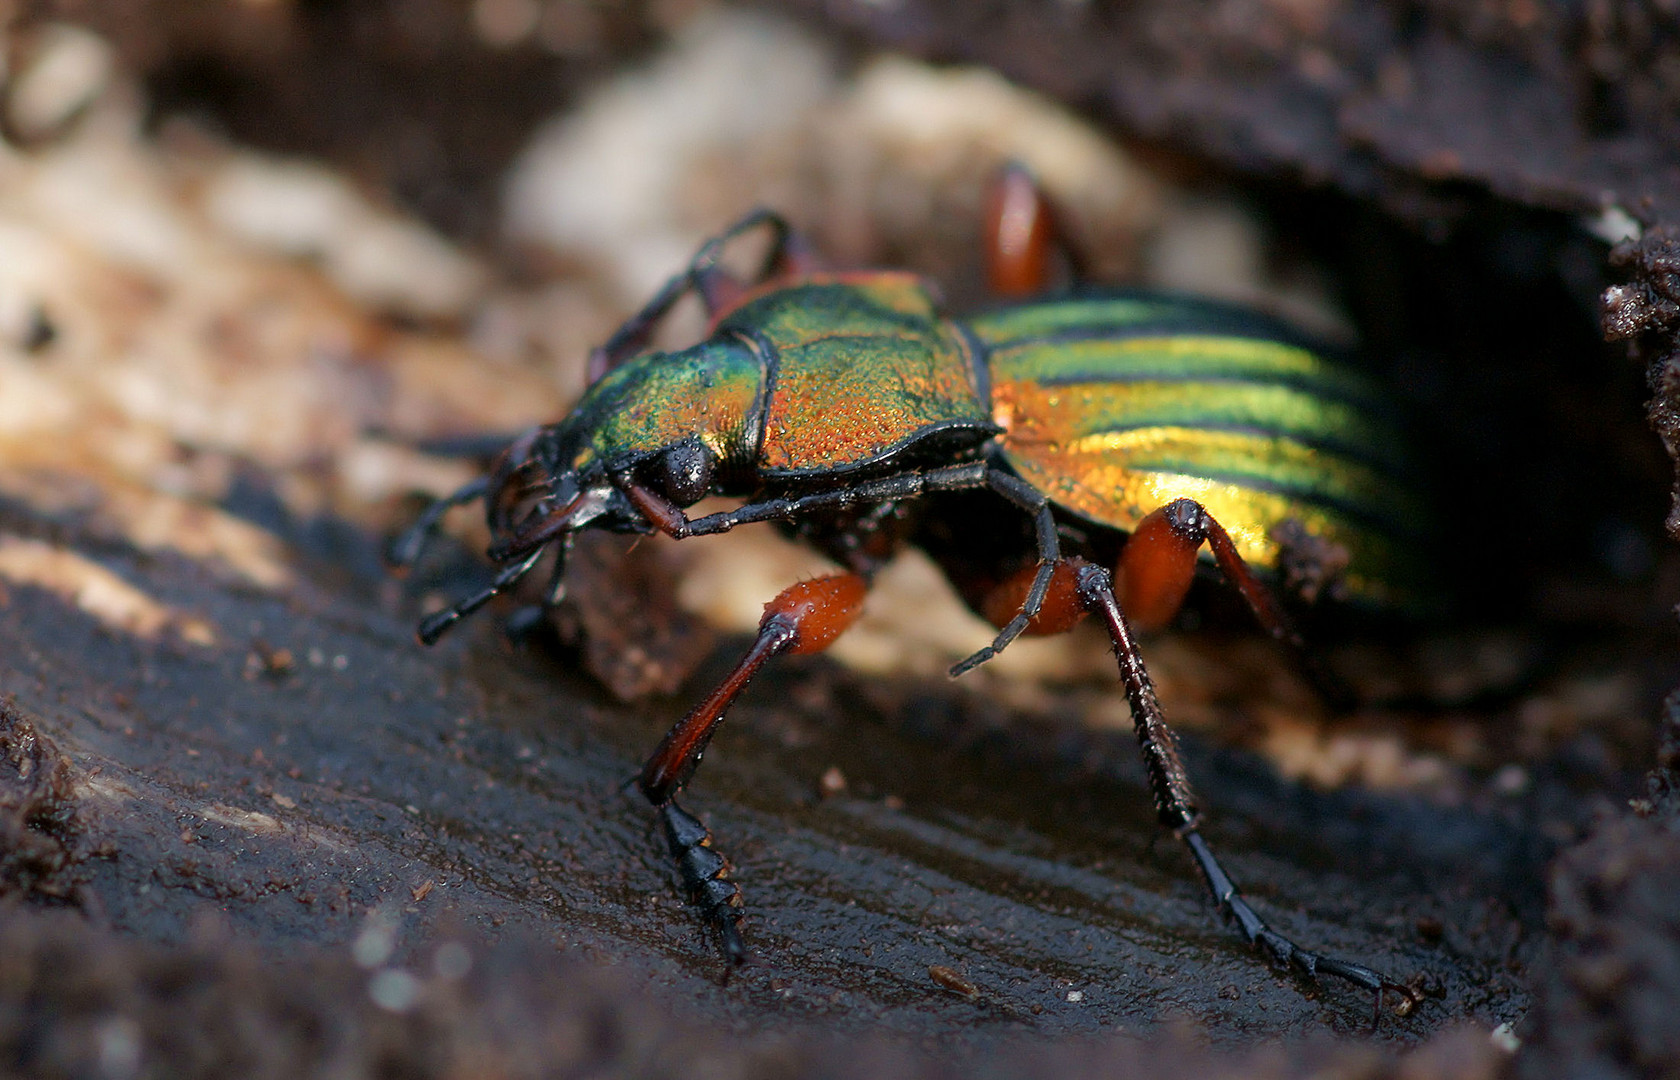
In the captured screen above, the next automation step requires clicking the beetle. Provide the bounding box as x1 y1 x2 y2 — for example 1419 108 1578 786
392 166 1425 1018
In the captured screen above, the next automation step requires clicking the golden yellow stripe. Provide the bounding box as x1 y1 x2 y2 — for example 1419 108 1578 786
1003 456 1404 604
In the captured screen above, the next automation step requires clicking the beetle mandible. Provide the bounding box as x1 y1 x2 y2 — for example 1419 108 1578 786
393 166 1426 1018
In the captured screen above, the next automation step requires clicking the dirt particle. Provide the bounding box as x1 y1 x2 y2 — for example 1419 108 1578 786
927 964 979 998
0 701 80 902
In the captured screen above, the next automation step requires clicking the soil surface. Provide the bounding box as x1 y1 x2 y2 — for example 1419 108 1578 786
0 494 1538 1062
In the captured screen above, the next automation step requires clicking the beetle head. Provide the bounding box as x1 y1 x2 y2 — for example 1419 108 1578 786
483 337 764 562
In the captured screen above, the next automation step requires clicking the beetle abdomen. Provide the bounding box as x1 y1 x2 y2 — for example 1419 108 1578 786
969 295 1426 608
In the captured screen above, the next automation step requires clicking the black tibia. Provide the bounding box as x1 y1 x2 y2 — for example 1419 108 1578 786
660 801 746 967
1071 560 1419 1020
1158 498 1356 711
1072 561 1198 829
948 470 1062 677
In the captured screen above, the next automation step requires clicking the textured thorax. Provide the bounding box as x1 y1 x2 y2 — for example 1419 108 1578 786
715 273 994 478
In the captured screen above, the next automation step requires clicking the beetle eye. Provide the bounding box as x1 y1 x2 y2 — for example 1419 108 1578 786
658 441 714 507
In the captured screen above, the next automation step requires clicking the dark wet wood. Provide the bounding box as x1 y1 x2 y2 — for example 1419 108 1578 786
0 497 1539 1052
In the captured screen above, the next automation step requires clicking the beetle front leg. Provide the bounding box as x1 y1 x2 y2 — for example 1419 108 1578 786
1070 559 1419 1023
387 475 491 570
637 574 868 968
588 209 814 383
415 547 545 645
619 461 994 542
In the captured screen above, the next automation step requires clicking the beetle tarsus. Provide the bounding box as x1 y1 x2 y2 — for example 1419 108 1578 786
660 800 748 967
1182 829 1419 1022
951 476 1061 675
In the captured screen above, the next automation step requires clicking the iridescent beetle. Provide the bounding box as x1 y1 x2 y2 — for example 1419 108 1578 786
392 168 1426 1017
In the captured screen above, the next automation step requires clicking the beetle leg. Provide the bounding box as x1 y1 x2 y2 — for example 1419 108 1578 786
386 475 491 571
978 559 1088 636
638 574 868 967
588 210 800 383
1122 498 1355 709
1070 558 1419 1022
948 470 1062 677
620 462 1054 674
620 461 994 541
416 547 545 645
983 161 1088 298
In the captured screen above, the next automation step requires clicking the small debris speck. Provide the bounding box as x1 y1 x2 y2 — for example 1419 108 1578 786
928 964 979 998
1066 990 1084 1002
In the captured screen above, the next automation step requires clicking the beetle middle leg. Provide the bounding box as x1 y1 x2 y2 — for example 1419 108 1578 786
948 469 1063 677
637 574 868 966
1066 558 1419 1022
615 461 1062 677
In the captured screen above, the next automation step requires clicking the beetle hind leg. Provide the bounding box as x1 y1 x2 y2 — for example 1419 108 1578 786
1182 831 1417 1025
1121 498 1356 710
983 161 1088 297
1070 558 1419 1021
